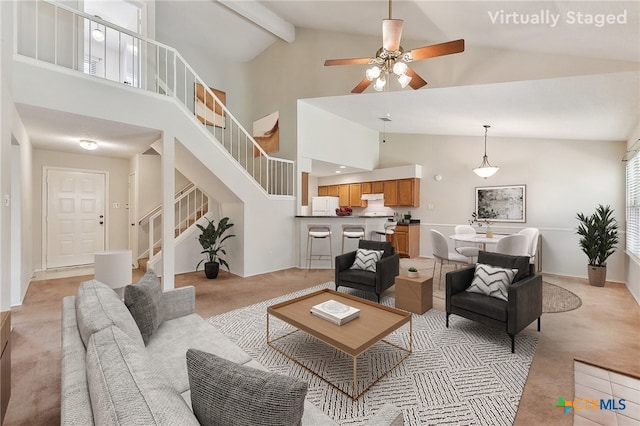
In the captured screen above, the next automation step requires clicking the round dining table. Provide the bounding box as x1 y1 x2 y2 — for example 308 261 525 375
449 233 506 251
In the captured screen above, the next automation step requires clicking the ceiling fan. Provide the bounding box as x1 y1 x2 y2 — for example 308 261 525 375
324 0 465 93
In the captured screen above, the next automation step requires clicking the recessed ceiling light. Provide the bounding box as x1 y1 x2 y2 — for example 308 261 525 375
79 139 98 150
335 170 341 174
339 165 346 169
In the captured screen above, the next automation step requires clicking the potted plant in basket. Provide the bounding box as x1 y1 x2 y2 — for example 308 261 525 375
196 216 235 279
575 204 619 287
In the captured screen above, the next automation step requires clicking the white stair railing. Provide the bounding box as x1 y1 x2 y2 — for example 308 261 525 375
140 185 209 260
15 0 294 196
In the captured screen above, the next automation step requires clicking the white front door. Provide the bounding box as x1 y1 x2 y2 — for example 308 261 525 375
46 169 106 269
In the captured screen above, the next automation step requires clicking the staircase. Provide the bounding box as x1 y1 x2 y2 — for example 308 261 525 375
14 0 294 196
12 0 298 277
138 183 209 263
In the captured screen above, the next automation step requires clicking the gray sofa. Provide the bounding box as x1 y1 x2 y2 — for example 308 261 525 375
61 272 403 425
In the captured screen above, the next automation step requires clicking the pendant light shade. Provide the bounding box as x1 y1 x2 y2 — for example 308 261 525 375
473 125 499 178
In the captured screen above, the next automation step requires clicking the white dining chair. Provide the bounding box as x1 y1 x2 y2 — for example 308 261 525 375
430 229 472 289
518 227 540 271
453 224 480 261
495 234 529 256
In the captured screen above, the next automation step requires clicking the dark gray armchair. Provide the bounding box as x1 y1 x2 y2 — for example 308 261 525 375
446 251 542 353
335 240 400 302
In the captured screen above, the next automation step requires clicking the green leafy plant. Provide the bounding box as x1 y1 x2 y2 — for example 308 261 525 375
408 267 418 272
576 204 619 267
196 216 235 271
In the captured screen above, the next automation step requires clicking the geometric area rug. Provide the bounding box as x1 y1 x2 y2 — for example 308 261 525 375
208 282 538 425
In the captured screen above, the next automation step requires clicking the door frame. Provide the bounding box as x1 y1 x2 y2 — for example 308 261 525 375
42 166 110 270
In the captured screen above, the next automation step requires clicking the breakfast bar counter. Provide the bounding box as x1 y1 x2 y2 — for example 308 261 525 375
296 216 391 268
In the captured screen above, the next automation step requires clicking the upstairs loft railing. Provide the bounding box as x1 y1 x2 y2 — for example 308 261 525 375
15 0 294 196
139 184 209 260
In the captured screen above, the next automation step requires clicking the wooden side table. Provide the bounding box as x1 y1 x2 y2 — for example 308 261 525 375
394 274 433 314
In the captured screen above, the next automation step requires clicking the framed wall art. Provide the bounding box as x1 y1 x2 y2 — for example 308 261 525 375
253 111 279 157
475 185 526 222
194 83 226 128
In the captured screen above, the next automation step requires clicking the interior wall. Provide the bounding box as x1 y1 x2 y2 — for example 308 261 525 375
378 133 627 283
0 0 13 311
31 149 130 270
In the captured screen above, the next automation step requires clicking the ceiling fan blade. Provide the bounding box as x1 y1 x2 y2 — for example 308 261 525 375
407 39 465 61
351 78 373 94
324 57 372 66
382 19 404 51
406 67 427 90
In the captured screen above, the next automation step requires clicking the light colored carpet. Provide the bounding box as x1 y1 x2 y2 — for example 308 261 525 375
208 282 538 426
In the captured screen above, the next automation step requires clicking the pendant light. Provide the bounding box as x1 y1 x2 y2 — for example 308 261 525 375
473 125 499 178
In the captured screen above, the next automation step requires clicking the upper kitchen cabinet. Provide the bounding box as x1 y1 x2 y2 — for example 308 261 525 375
372 181 384 193
361 182 372 195
397 178 420 207
338 184 350 207
383 181 398 206
318 186 328 196
349 183 362 207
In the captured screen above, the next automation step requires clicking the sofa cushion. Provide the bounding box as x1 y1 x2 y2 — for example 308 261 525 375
477 251 531 282
451 291 508 322
186 349 308 426
466 263 517 301
350 248 384 272
75 279 144 348
86 326 199 426
124 269 164 345
146 313 253 393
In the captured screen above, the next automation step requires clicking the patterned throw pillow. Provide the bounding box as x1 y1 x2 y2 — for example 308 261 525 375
350 248 384 273
186 349 308 426
466 263 517 301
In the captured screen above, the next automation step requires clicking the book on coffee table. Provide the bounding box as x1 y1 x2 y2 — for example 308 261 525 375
310 299 360 325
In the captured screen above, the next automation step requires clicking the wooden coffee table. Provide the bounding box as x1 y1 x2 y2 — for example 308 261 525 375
267 289 412 400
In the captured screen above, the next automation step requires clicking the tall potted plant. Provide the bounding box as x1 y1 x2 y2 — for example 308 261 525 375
576 204 619 287
196 216 235 279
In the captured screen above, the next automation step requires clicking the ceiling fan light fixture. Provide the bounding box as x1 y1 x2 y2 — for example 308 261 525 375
397 73 412 88
365 66 381 81
472 125 499 178
392 61 407 76
373 76 387 92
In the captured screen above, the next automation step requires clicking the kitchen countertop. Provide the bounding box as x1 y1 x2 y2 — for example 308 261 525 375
295 215 393 218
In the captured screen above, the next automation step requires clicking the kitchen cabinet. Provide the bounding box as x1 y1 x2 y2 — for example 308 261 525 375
338 184 350 207
395 224 420 258
361 182 372 194
397 178 420 207
318 185 328 196
383 180 398 206
328 185 339 196
372 181 384 193
349 183 362 207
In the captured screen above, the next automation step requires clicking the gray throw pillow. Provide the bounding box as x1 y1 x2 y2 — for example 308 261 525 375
350 248 384 272
124 269 164 345
186 349 308 426
75 279 144 348
86 326 199 426
466 263 517 301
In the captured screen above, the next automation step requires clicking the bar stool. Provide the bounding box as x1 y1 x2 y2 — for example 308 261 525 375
306 225 333 269
341 224 365 253
372 221 398 252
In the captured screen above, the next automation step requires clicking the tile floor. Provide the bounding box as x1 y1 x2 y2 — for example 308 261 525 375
573 360 640 425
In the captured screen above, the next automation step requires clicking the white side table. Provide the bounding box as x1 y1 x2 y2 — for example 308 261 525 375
94 250 132 298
